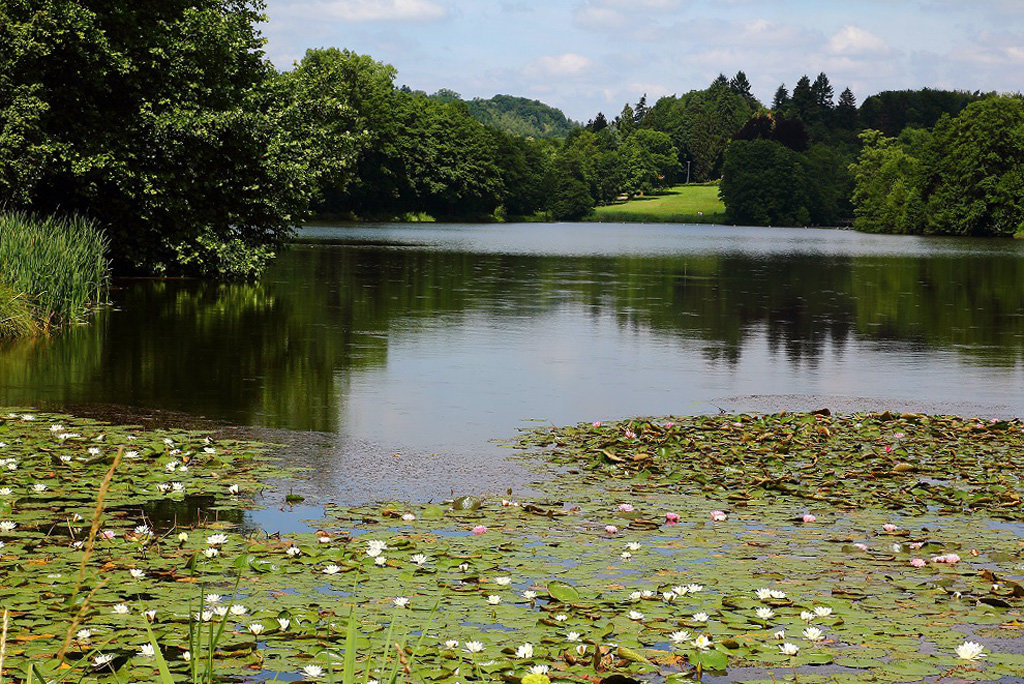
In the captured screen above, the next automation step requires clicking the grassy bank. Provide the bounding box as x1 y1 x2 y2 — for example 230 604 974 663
0 211 110 336
589 184 727 224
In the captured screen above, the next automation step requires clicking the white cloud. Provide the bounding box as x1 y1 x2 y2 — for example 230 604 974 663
524 53 594 78
828 26 888 55
281 0 447 22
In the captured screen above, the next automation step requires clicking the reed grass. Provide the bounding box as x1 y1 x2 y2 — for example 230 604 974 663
0 211 110 334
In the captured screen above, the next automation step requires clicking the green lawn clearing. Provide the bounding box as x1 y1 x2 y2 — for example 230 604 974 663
589 184 726 223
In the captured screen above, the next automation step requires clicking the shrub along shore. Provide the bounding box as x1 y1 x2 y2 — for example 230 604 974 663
0 211 110 338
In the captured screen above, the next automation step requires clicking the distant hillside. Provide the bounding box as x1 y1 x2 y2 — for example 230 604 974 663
421 89 578 139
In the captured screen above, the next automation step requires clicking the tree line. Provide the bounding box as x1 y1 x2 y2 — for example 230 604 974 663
1 1 1018 279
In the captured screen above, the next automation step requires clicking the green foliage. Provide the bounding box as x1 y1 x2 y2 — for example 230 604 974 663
849 130 927 234
0 211 109 332
719 140 811 226
0 0 328 278
463 94 577 139
548 175 594 221
921 95 1024 236
859 88 990 136
851 96 1024 236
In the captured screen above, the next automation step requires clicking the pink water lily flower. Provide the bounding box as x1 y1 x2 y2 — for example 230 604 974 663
471 525 487 536
605 525 618 535
802 513 816 523
618 503 634 512
665 512 681 525
853 543 869 551
932 553 961 564
883 523 897 532
910 558 926 567
710 510 727 522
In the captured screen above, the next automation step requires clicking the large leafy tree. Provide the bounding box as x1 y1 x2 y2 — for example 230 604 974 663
0 0 336 277
922 95 1024 236
719 140 812 226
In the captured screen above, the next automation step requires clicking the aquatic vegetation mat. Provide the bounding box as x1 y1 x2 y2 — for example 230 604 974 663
1 410 1023 683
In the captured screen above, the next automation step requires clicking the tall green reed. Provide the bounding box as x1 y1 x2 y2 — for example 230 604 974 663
0 211 110 332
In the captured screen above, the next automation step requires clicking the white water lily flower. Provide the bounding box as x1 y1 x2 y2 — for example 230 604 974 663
206 533 229 546
164 461 178 472
487 595 502 605
33 483 48 493
124 450 139 459
629 591 642 601
229 604 247 615
444 639 458 649
157 483 171 493
955 641 986 661
800 610 815 621
755 607 774 620
203 548 219 558
88 447 101 456
410 554 428 566
575 643 587 656
134 525 151 536
693 634 712 651
393 597 410 608
567 631 582 642
692 612 709 623
144 610 157 622
523 590 538 600
129 569 145 579
177 532 188 542
687 584 704 593
628 610 644 621
626 542 641 551
458 563 470 572
182 651 191 662
528 665 550 675
465 641 484 654
366 539 388 556
76 629 92 642
93 653 115 667
112 603 130 614
138 643 155 658
59 454 73 463
248 623 264 635
0 488 11 495
640 590 655 598
302 664 324 680
813 606 833 618
318 535 331 543
0 521 17 532
374 556 387 566
494 576 512 586
774 629 786 640
673 585 689 596
554 614 568 622
669 630 691 644
323 564 341 575
662 591 676 603
50 424 64 432
620 551 632 560
802 626 825 642
277 618 290 631
286 545 301 556
768 589 787 599
780 642 800 656
195 610 214 622
515 643 534 659
228 484 239 495
205 594 223 605
401 513 416 521
213 606 228 617
755 588 772 600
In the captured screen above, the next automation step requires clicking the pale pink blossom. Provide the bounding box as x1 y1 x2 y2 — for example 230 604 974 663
883 523 897 532
592 421 601 427
605 525 618 535
932 553 961 564
710 510 727 522
618 504 634 512
471 525 487 536
853 543 869 551
802 513 816 523
665 512 680 525
910 558 926 568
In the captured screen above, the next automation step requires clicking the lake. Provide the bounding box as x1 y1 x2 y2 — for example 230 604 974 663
3 222 1023 505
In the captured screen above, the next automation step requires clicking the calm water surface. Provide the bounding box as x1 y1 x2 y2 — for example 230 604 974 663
3 223 1024 507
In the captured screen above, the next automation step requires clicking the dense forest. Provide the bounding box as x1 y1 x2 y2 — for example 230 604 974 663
1 0 1021 279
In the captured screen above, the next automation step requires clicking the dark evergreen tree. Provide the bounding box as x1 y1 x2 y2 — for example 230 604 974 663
836 87 858 129
586 112 609 132
772 84 790 111
790 76 814 121
634 94 649 126
811 73 834 110
712 73 730 89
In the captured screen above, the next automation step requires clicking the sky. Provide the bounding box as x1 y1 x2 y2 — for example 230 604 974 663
260 0 1024 122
